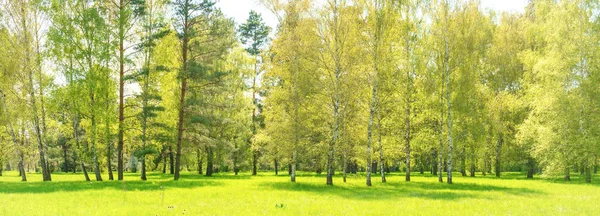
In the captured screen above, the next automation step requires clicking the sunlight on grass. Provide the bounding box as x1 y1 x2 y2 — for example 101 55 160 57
1 171 599 215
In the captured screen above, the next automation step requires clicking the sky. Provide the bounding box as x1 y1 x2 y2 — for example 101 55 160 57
217 0 529 33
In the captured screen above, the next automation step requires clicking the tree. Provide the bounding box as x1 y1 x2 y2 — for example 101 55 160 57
112 0 145 181
239 10 271 176
2 0 51 181
173 0 235 180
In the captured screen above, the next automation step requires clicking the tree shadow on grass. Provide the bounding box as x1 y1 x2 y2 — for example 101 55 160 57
0 173 224 194
473 172 600 187
259 180 545 201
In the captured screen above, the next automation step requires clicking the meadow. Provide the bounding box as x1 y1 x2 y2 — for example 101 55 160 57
0 171 598 215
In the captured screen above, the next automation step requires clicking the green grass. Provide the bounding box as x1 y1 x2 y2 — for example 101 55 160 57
0 171 599 215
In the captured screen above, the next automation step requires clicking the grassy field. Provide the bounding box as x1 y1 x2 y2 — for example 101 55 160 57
0 171 598 215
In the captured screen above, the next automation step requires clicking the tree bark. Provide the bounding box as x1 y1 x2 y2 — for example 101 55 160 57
585 162 591 183
73 115 90 181
495 133 503 177
169 146 174 174
526 157 535 178
206 147 213 176
378 121 386 183
275 158 279 175
342 152 347 183
564 166 570 181
445 37 453 184
252 152 258 176
62 142 69 173
174 58 188 180
90 114 102 181
116 0 126 182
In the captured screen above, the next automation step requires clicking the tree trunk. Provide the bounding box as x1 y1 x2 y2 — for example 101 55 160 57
116 0 127 182
206 147 213 176
495 133 503 178
585 163 591 183
275 158 279 175
405 80 411 182
90 115 102 181
291 151 297 182
526 157 535 179
433 150 438 176
107 145 114 180
252 152 258 176
460 151 466 177
81 162 90 181
342 152 347 183
365 44 378 186
438 89 444 183
564 166 570 181
28 60 50 181
162 156 167 174
73 115 89 181
470 152 476 177
378 122 386 183
169 146 174 174
445 37 453 184
62 142 69 173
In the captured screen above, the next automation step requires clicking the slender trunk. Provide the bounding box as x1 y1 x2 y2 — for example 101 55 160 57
82 162 90 181
460 150 466 177
404 29 412 182
33 9 51 179
117 0 126 181
62 142 69 173
169 146 174 174
19 152 26 181
196 149 202 175
327 101 338 185
251 56 259 176
438 69 444 183
291 151 297 182
275 158 279 175
342 152 347 183
470 152 475 177
233 143 238 175
433 149 438 176
585 162 591 183
378 120 386 183
162 156 167 174
90 115 102 181
73 116 89 181
174 48 188 181
252 152 258 176
29 75 50 180
206 147 213 176
26 43 50 181
141 109 147 180
365 72 376 186
445 37 453 184
495 133 503 177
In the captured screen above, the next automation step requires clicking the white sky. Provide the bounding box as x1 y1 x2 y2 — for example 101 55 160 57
217 0 528 33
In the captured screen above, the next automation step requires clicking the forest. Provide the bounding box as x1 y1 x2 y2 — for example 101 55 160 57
0 0 599 189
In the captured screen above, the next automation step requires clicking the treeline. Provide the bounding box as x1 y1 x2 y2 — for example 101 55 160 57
0 0 599 185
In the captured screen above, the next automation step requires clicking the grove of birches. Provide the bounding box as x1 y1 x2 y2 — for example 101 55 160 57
0 0 599 186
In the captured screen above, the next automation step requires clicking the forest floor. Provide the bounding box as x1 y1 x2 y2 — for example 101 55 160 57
0 171 598 215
